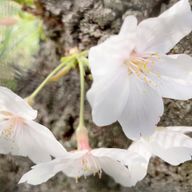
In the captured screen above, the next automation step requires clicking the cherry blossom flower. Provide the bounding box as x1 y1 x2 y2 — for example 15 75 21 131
19 148 147 187
0 86 66 163
128 126 192 179
19 127 147 187
87 0 192 140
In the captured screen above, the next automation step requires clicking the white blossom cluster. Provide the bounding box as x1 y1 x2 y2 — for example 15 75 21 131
1 0 192 188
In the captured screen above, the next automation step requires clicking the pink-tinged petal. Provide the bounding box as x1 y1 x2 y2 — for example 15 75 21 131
119 16 138 36
150 130 192 165
87 65 130 126
0 86 37 120
15 120 66 163
118 75 164 140
136 0 192 53
89 35 135 79
92 148 148 186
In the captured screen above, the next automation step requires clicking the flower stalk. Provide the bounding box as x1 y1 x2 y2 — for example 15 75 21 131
27 56 75 103
49 61 74 82
77 57 85 128
76 56 91 150
26 51 88 104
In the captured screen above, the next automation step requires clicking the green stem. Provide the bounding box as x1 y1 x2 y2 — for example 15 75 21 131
79 50 88 57
77 57 85 128
49 61 74 82
27 56 75 102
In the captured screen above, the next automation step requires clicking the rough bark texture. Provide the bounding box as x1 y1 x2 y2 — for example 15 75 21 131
1 0 192 191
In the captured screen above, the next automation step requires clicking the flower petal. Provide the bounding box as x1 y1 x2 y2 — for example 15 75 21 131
118 75 164 140
152 130 192 149
99 157 135 186
128 140 152 162
15 120 66 163
19 159 63 185
152 54 192 81
166 126 192 133
0 86 37 120
150 130 192 165
92 148 148 186
136 0 192 53
91 148 139 162
127 140 151 183
87 65 130 126
0 120 19 154
148 55 192 100
89 34 135 79
119 16 138 36
152 145 192 166
150 76 192 100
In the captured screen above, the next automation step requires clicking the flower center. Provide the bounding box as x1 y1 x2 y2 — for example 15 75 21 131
81 153 102 179
1 114 24 139
126 51 160 84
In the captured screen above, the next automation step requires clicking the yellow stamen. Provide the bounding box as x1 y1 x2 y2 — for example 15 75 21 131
125 52 160 85
80 153 102 179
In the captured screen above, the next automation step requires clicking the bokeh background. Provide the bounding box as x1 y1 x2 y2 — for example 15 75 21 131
0 0 192 191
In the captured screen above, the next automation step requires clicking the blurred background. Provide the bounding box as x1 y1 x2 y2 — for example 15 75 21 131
0 0 192 191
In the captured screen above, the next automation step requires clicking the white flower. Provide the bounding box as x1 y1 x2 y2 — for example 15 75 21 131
87 0 192 140
19 148 147 187
0 86 66 163
128 126 192 179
